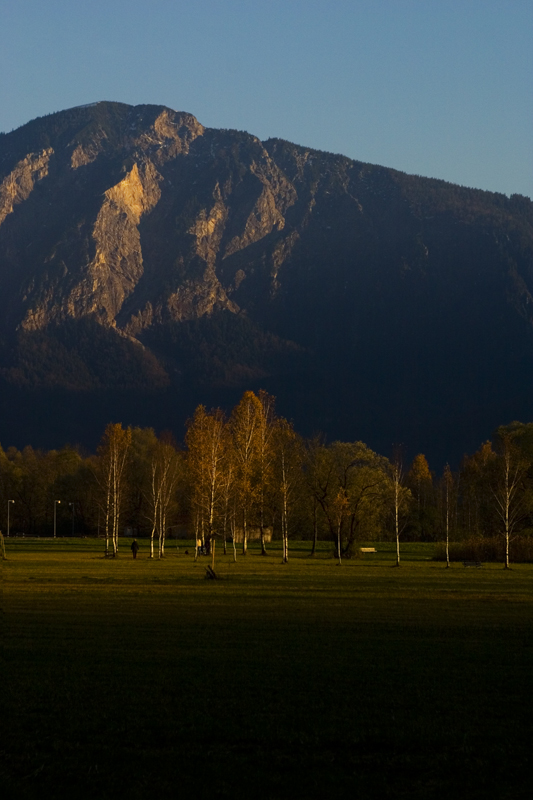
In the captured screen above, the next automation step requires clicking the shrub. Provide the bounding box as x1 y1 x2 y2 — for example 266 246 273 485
433 535 533 563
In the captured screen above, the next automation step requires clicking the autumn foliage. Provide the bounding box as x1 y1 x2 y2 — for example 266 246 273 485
1 396 532 564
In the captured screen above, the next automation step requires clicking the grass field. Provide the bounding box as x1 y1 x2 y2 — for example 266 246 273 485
2 539 532 799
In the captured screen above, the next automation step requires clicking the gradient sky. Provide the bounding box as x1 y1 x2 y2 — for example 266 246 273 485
1 0 531 197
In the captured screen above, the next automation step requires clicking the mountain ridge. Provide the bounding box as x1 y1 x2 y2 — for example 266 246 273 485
1 101 532 466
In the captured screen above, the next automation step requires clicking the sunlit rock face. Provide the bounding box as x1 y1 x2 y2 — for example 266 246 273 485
0 101 532 463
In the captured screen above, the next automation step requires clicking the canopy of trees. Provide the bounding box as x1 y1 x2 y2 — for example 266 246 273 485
1 398 532 565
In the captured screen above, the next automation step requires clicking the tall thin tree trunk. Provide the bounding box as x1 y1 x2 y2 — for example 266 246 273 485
445 480 450 568
159 504 167 558
504 458 511 569
505 530 510 569
260 524 267 556
259 491 267 556
105 511 110 557
223 514 227 556
282 493 288 563
112 470 118 557
311 497 318 557
395 479 400 567
505 493 510 569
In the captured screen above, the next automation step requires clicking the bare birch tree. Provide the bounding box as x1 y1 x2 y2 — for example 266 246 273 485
491 435 530 568
389 453 412 567
442 464 454 567
148 437 181 558
256 390 276 556
230 391 262 555
273 418 303 563
220 448 236 558
97 423 132 557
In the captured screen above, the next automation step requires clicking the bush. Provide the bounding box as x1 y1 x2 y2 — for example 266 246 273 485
433 535 533 563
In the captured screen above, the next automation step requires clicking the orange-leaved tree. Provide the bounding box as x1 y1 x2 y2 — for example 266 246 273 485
230 391 263 555
186 406 229 565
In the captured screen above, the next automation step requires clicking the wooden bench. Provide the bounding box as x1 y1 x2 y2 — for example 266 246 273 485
463 561 483 568
360 547 376 553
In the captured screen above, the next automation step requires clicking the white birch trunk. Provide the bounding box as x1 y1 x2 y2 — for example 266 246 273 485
445 478 450 568
394 467 401 567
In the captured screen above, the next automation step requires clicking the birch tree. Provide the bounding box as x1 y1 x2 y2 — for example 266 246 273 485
230 391 262 555
442 463 454 567
220 447 236 559
490 434 530 568
389 453 412 567
97 423 132 556
256 390 276 556
186 406 229 564
272 418 303 563
148 437 182 558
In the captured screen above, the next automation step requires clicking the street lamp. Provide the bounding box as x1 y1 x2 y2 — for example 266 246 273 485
54 500 61 538
7 500 14 537
69 502 75 536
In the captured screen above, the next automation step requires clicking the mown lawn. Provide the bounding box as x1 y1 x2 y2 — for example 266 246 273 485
2 539 532 799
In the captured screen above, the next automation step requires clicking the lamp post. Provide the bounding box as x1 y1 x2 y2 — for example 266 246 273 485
54 500 61 538
69 502 75 537
7 500 14 537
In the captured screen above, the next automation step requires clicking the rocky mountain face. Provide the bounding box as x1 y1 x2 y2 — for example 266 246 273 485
1 101 532 465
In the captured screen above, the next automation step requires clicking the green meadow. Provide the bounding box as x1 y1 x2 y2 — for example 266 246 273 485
2 539 532 799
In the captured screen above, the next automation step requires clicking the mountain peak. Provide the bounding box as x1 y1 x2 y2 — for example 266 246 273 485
0 103 532 464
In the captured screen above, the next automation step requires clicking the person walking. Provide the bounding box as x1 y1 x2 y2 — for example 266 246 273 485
131 539 139 559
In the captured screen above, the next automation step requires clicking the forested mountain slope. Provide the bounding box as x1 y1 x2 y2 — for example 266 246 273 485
1 102 532 465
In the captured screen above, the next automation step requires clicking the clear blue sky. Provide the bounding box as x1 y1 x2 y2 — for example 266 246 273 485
1 0 531 197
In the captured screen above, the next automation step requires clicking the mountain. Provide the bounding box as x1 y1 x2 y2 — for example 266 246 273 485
1 101 532 466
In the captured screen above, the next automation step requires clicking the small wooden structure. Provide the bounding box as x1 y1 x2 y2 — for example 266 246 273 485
232 526 273 543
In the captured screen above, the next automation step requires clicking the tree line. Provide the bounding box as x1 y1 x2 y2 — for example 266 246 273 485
1 392 532 566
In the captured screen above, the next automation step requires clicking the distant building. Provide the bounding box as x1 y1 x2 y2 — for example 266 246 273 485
232 527 272 543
